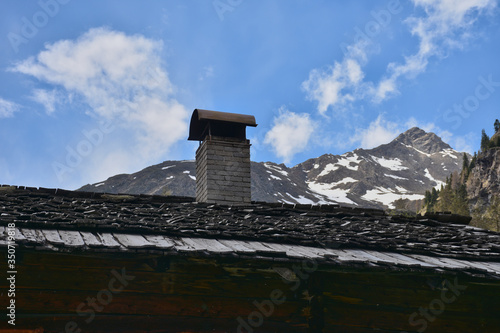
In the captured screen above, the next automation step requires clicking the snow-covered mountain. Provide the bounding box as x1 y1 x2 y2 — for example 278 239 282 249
79 127 465 209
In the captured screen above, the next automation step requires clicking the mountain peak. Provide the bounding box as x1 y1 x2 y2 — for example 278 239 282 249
394 127 451 154
403 127 427 137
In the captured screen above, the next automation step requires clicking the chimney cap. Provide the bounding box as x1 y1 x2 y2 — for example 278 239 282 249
188 109 257 141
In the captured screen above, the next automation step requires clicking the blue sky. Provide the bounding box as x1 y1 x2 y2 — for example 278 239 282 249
1 0 499 190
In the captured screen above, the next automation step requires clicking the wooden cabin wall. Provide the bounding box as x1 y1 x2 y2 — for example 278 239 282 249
0 250 311 332
319 269 500 332
1 250 500 332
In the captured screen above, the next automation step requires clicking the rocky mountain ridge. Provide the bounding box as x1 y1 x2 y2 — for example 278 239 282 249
79 127 465 209
467 148 500 213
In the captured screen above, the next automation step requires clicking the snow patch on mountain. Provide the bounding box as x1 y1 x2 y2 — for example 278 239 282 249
385 174 408 180
333 177 358 186
362 186 425 208
264 163 289 176
286 193 316 205
424 168 445 189
371 156 408 171
441 148 458 159
307 181 356 205
318 163 339 177
402 143 431 157
336 154 362 171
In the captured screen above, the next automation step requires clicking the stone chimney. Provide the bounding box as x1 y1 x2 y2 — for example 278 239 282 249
188 109 257 205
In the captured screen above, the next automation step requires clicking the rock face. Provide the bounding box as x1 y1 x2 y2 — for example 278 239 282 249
467 148 500 212
78 127 465 209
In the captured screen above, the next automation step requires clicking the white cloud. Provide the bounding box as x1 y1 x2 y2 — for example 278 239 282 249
31 89 60 114
378 0 496 100
303 0 495 113
264 108 316 163
0 98 20 118
350 114 402 149
302 41 369 115
11 27 189 175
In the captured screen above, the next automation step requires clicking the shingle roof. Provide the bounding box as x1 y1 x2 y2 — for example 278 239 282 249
1 185 500 278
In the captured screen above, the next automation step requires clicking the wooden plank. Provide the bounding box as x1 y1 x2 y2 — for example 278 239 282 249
259 243 305 259
407 254 450 268
113 233 154 248
14 288 307 320
8 249 240 273
181 238 233 253
319 266 500 297
477 261 500 274
292 245 325 259
41 229 65 245
366 251 437 268
97 233 122 248
58 230 85 247
439 257 471 269
348 249 392 263
143 234 175 249
9 263 297 299
242 241 287 255
449 259 494 273
218 239 256 254
267 243 322 259
311 247 341 259
0 328 43 333
415 255 465 270
0 315 307 333
0 226 7 246
283 244 323 259
258 242 307 258
172 238 198 252
379 252 435 268
21 229 45 243
322 279 500 312
323 302 500 333
80 231 104 247
336 249 369 262
15 227 27 242
358 250 405 265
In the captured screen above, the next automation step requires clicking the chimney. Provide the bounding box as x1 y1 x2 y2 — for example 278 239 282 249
188 109 257 205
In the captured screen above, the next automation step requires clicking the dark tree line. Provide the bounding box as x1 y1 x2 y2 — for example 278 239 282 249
422 158 470 217
481 119 500 152
422 118 499 224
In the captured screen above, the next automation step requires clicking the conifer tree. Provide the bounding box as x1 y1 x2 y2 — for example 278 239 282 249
470 152 477 170
431 187 438 203
424 190 431 206
481 129 490 152
461 153 470 182
462 152 469 171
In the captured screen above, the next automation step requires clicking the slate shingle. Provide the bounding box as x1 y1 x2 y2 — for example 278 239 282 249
1 185 499 261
